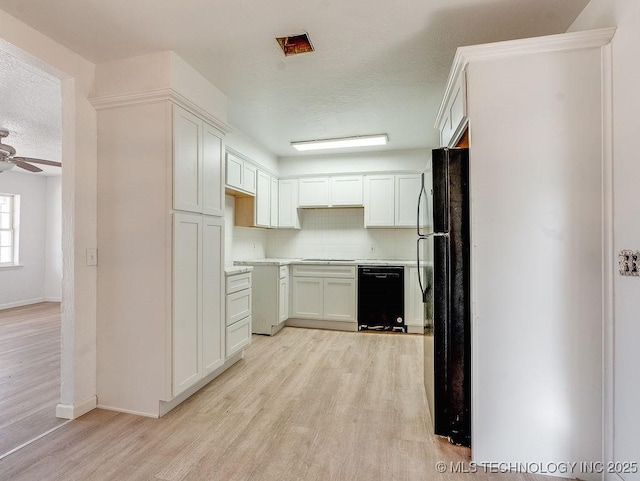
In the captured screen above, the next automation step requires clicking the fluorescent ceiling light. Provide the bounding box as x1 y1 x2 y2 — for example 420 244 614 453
291 134 388 152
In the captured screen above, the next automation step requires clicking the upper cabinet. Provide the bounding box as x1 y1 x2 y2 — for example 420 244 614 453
174 106 225 216
298 175 364 208
330 176 363 206
255 170 271 228
435 71 467 148
235 169 277 229
278 179 301 229
298 177 330 207
364 173 421 228
225 152 257 195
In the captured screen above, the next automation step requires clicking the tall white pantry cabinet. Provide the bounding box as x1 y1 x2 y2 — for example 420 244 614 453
96 99 234 417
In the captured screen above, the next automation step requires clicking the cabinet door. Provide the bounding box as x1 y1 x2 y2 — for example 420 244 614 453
395 174 422 227
279 277 289 324
202 124 224 217
202 216 224 375
243 163 257 195
270 177 279 228
364 175 395 227
278 179 300 229
331 176 363 206
173 213 202 396
291 277 323 319
405 267 425 328
226 153 243 190
323 278 356 322
255 171 271 228
298 177 330 207
174 106 202 213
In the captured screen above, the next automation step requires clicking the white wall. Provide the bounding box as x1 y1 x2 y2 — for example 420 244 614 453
225 129 279 175
0 171 47 308
278 148 429 177
0 7 98 419
45 175 62 301
467 45 604 478
268 208 414 260
569 3 640 479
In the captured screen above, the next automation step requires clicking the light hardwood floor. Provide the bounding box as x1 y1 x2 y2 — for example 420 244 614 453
0 302 66 457
0 326 564 481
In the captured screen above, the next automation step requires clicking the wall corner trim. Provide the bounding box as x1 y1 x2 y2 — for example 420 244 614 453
56 396 97 420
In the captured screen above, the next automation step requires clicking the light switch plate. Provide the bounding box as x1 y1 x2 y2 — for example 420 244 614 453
618 250 639 276
86 248 98 266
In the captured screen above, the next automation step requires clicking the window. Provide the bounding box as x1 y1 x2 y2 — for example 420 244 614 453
0 193 19 266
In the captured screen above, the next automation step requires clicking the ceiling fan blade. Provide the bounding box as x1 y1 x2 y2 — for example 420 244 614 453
12 157 62 167
11 160 43 173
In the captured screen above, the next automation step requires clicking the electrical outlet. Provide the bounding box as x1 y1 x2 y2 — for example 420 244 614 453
618 250 640 276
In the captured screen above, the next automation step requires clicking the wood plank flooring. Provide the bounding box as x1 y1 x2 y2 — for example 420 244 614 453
0 327 564 481
0 302 66 457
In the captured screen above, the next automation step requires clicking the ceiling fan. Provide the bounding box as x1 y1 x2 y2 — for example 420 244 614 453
0 130 62 173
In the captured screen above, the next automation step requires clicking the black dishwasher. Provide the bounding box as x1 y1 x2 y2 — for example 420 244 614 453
357 266 405 332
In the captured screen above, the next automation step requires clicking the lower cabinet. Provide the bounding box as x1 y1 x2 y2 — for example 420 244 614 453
173 213 224 397
225 270 252 357
291 265 356 322
251 265 290 335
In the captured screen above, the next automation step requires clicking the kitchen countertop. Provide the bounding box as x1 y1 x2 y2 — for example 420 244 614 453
233 258 419 267
224 265 254 275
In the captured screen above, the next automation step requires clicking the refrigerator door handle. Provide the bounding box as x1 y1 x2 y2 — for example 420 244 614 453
417 179 426 237
416 238 424 295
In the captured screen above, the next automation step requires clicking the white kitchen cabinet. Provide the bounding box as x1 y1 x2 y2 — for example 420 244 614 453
292 277 324 319
436 71 467 148
405 267 425 333
330 176 363 206
364 174 421 228
225 152 257 195
172 213 202 396
364 175 395 227
291 265 357 323
225 270 252 358
278 179 301 229
201 216 225 375
173 106 224 216
202 124 225 217
279 277 289 323
323 278 356 322
270 177 279 228
251 265 290 335
95 97 231 418
173 213 225 397
255 170 271 228
395 174 422 227
173 107 202 213
298 177 330 207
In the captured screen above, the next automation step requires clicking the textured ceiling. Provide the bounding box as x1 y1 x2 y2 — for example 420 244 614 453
0 0 588 158
0 51 61 176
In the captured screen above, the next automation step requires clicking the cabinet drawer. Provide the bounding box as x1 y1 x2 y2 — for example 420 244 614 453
279 266 289 279
226 289 252 325
226 316 251 358
293 264 356 279
226 272 252 294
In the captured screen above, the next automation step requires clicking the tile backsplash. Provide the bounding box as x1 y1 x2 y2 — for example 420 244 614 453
267 208 415 260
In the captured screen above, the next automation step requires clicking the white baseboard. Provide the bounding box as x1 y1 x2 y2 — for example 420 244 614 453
286 318 358 332
96 405 159 418
0 297 46 310
45 297 61 302
56 396 97 420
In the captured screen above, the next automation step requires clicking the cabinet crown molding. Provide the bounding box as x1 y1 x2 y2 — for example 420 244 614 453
435 27 616 128
90 87 233 135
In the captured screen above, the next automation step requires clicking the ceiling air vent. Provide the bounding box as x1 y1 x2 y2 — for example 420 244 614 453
276 33 314 56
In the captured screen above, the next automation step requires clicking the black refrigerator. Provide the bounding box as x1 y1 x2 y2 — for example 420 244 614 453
417 147 471 447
